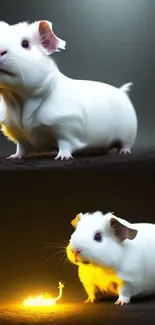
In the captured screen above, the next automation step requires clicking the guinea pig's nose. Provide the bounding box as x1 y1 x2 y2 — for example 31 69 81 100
0 50 7 57
71 249 81 256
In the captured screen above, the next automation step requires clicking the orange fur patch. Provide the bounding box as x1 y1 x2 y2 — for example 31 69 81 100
71 214 81 228
1 124 17 142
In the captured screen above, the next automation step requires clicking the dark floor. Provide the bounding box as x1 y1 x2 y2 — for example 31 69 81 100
1 150 155 172
1 299 155 325
0 134 155 171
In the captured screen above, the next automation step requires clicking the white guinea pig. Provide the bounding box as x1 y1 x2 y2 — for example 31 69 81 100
66 235 123 303
69 211 155 305
0 20 137 160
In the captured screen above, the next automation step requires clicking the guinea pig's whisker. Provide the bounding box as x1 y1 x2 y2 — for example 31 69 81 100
43 241 66 248
66 259 72 265
55 254 67 269
59 236 69 245
44 241 66 246
43 245 65 249
44 249 65 264
42 245 65 250
62 256 68 266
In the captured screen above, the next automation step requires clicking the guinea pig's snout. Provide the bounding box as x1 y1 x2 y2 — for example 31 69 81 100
71 249 81 257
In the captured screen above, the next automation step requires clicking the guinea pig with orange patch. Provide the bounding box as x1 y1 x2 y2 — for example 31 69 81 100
66 214 123 303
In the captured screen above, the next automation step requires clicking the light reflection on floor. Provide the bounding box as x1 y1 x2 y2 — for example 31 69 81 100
0 303 81 323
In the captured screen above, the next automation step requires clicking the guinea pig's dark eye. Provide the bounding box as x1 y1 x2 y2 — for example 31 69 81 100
94 232 102 242
21 39 30 49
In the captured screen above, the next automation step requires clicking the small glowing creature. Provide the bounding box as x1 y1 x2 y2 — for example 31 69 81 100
23 282 64 307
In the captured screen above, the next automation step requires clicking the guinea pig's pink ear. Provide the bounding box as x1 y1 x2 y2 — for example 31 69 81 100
71 213 83 228
38 21 66 55
110 218 138 242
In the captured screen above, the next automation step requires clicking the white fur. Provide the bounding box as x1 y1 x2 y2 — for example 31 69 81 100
69 211 155 304
119 82 133 93
0 20 137 159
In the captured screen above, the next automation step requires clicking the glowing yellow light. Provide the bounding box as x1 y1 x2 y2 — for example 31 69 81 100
22 282 64 307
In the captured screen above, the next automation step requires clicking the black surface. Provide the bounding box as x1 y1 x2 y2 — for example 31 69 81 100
0 299 155 325
0 134 155 171
1 150 155 172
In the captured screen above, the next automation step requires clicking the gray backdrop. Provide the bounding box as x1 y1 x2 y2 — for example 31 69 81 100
0 0 155 151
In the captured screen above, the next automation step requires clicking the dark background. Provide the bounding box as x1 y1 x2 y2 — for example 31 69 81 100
0 0 155 313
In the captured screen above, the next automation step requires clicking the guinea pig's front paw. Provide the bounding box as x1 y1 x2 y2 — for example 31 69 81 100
118 148 131 155
6 142 26 160
54 150 73 161
6 152 24 160
84 297 98 304
114 296 130 306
